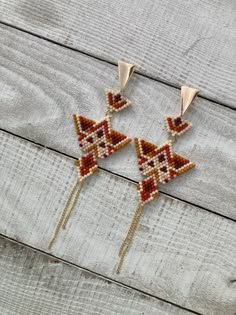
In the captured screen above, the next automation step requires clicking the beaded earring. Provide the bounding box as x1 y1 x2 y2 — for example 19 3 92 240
116 86 199 273
48 61 136 249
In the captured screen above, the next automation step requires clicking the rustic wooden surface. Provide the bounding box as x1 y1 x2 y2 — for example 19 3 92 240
0 130 236 315
0 0 236 107
0 237 193 315
0 1 236 314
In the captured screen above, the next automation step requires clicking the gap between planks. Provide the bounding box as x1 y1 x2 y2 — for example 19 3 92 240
1 127 235 225
0 19 235 113
0 233 203 315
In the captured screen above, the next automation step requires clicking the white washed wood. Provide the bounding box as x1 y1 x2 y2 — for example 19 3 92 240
0 131 236 315
0 238 192 315
0 0 236 107
0 25 236 219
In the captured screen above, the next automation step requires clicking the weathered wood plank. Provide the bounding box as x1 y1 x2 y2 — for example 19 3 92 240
0 237 193 315
0 130 236 315
0 0 236 107
0 25 235 219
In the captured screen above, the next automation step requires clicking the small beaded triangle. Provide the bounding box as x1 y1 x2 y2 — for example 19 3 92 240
105 89 131 112
165 115 191 136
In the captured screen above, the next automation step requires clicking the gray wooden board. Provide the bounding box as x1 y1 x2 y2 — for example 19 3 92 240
0 237 194 315
0 0 236 106
0 25 236 219
0 130 236 315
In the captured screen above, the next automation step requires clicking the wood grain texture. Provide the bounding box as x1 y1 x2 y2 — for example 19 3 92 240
0 0 236 106
0 238 193 315
0 25 236 219
0 130 236 315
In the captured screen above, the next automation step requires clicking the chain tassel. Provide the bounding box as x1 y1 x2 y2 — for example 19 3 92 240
48 177 82 249
62 181 83 229
116 204 144 273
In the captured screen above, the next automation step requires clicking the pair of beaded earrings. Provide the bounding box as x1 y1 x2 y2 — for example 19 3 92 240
48 61 199 274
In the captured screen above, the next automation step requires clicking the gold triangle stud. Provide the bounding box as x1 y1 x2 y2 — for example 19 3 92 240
180 86 199 116
118 61 136 93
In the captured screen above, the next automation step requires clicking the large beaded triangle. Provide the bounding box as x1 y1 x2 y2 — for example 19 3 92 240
73 114 131 159
135 138 195 185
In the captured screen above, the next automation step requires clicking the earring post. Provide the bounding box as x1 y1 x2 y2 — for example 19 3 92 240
180 86 199 116
118 61 136 93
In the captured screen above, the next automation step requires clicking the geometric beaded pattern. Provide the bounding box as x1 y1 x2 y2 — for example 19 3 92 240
165 115 192 137
135 138 195 184
135 138 195 185
105 89 131 112
137 175 159 206
73 114 131 159
75 152 98 181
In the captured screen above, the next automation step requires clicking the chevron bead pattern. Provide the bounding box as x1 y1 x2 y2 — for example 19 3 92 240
105 89 131 112
165 115 192 136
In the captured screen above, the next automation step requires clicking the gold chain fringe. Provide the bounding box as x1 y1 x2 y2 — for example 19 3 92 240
116 204 144 273
48 177 82 249
62 182 83 229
